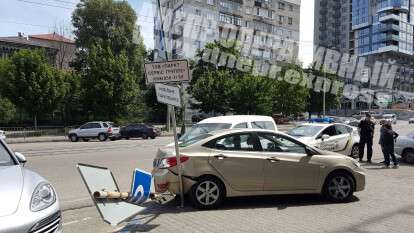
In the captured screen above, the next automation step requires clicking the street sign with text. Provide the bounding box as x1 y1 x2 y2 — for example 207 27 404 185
145 60 190 83
155 83 181 107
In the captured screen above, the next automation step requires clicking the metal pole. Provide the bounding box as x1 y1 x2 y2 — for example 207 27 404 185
171 106 184 208
323 71 326 118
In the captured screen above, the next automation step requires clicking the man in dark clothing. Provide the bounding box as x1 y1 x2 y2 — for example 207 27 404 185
381 123 399 168
358 113 375 163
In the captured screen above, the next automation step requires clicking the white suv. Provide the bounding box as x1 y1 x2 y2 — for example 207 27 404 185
68 121 120 142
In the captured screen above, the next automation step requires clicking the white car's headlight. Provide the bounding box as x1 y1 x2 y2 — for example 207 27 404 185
30 182 56 212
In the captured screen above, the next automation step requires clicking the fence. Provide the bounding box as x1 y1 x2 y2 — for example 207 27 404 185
0 126 75 139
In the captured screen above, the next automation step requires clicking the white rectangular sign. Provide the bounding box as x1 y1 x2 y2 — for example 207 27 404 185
145 60 190 83
155 83 181 107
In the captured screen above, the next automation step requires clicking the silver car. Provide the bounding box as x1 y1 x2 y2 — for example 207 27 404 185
0 140 62 233
395 132 414 163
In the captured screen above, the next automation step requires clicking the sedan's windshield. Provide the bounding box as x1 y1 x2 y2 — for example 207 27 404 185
179 123 231 141
288 125 324 137
0 143 13 166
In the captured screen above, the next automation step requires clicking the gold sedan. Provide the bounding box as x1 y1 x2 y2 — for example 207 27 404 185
152 129 365 209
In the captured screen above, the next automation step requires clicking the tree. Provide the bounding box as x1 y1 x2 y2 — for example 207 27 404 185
305 66 342 116
72 0 146 121
0 97 16 123
271 64 309 116
0 49 65 127
230 74 273 115
59 71 83 125
81 45 138 120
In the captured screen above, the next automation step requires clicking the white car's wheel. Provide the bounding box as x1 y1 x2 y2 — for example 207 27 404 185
69 134 78 142
403 149 414 163
98 133 107 142
350 144 359 158
190 176 225 210
323 172 354 202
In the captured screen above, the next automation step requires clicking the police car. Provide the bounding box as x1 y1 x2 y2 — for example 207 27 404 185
287 121 360 157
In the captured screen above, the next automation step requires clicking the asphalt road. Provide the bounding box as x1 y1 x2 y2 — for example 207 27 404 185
9 121 414 233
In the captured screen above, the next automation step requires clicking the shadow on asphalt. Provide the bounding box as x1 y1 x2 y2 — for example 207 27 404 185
117 194 360 232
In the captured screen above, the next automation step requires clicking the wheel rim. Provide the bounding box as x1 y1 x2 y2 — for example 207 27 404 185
99 135 105 140
351 146 359 157
406 152 414 163
195 181 219 206
71 135 77 141
328 176 351 200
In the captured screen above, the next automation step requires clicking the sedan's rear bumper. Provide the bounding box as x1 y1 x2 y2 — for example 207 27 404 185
152 168 196 195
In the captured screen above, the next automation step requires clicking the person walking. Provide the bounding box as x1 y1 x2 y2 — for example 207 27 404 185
378 120 386 164
358 113 375 163
381 122 399 169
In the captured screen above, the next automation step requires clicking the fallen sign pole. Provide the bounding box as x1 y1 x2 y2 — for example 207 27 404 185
154 83 185 208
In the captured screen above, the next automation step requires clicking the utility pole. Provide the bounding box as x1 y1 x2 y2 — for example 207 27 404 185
323 69 326 118
156 0 184 208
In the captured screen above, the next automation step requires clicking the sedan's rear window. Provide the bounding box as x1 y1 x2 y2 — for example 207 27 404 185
179 134 212 147
252 121 275 130
0 143 13 166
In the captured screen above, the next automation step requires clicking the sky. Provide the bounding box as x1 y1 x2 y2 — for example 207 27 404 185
0 0 314 66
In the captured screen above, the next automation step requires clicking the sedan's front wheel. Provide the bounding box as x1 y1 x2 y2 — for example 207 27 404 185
323 172 354 202
190 176 225 210
403 149 414 163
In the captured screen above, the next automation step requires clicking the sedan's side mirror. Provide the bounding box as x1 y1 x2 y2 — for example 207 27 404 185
15 152 27 165
321 134 330 141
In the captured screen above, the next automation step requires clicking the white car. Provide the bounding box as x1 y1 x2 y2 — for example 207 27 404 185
174 115 278 146
382 114 397 125
287 123 360 157
68 121 120 142
0 130 5 140
395 132 414 163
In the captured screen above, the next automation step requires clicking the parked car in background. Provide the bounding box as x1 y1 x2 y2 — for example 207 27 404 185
173 115 278 146
381 114 397 124
287 123 360 157
0 130 5 140
395 132 414 163
68 121 120 142
352 111 380 120
153 129 365 209
0 140 61 233
332 117 360 126
409 118 414 124
120 123 160 139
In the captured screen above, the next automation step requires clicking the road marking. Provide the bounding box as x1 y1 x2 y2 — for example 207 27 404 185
63 220 79 226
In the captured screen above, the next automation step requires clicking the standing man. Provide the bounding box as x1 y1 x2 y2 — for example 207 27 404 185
358 113 375 163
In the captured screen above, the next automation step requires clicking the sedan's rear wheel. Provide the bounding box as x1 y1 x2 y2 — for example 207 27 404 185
142 134 148 139
403 149 414 163
190 176 225 210
324 172 354 202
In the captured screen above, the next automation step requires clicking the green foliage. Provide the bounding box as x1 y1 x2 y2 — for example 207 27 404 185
305 67 342 115
72 0 146 122
271 64 309 116
0 97 16 123
81 45 138 121
0 49 65 121
189 41 308 116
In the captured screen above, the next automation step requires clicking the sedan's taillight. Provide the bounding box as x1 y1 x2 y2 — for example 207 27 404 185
158 156 189 169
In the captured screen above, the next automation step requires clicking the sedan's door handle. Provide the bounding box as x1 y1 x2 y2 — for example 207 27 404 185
266 157 281 163
214 154 227 160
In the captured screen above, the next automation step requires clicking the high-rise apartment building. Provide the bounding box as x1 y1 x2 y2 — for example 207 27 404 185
153 0 301 63
315 0 414 110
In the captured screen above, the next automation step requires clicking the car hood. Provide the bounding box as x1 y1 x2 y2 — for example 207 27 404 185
0 166 24 217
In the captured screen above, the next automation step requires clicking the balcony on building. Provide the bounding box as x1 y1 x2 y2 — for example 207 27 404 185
377 0 409 14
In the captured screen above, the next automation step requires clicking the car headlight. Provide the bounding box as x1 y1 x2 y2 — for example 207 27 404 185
30 182 56 212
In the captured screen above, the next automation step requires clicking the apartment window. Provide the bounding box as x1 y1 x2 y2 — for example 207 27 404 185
195 9 201 16
219 13 242 26
288 17 292 25
289 4 293 11
278 2 285 10
207 0 214 5
278 15 284 24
